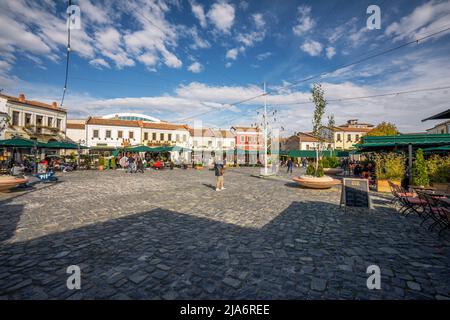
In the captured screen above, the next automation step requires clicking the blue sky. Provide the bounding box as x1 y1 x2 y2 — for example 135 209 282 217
0 0 450 134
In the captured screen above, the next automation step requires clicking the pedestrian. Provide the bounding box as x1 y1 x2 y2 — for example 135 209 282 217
214 158 225 191
287 158 293 174
136 154 144 173
127 154 136 173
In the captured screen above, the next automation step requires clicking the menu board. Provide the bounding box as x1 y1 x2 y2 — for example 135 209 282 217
340 178 371 210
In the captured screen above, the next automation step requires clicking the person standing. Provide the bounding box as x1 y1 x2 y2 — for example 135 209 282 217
287 158 293 174
127 154 136 173
214 159 225 191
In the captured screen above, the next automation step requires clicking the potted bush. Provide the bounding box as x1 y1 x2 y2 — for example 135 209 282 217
98 156 105 171
195 162 204 170
322 155 343 175
374 153 405 192
292 84 340 189
427 155 450 192
412 149 429 188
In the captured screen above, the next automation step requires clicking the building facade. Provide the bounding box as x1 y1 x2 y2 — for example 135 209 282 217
320 119 374 150
282 132 323 152
426 120 450 134
0 93 67 142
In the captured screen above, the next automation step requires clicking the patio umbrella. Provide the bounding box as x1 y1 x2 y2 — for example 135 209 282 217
44 141 88 149
0 137 47 148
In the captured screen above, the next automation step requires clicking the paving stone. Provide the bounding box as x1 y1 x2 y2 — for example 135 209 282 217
223 277 241 289
311 278 327 292
128 271 149 284
406 281 422 291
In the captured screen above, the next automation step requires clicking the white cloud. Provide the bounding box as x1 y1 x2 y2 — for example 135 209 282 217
89 58 110 69
252 13 265 29
188 61 203 73
207 1 235 33
225 62 232 68
326 47 336 59
385 1 450 41
190 1 207 28
226 48 238 60
292 5 315 36
256 52 272 61
300 40 323 56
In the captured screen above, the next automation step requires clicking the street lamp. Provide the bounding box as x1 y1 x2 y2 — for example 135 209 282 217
78 139 85 167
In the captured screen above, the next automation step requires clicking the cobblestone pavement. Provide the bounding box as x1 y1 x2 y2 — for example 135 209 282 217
0 167 449 299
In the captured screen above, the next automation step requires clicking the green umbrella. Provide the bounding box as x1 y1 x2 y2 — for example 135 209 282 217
44 141 88 149
0 137 47 148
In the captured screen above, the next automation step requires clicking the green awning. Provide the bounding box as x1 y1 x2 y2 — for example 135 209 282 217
44 141 89 149
281 150 348 158
356 134 450 153
0 138 47 148
422 145 450 152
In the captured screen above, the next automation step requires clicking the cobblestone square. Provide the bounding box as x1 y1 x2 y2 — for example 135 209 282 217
0 168 449 299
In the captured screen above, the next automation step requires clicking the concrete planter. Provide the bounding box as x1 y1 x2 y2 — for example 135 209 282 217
377 179 400 193
0 175 29 192
293 175 341 189
431 182 450 193
323 168 344 175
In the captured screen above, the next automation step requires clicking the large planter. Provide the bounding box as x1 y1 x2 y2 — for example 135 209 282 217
0 175 29 192
195 166 204 170
431 182 450 193
323 168 344 175
377 179 400 193
98 165 104 171
293 175 341 189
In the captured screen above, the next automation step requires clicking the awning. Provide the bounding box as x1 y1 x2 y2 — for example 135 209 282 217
422 145 450 153
0 138 47 148
281 150 349 158
356 133 450 152
44 141 89 149
422 109 450 121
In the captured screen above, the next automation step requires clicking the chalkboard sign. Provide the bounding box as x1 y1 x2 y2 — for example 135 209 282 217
340 178 372 210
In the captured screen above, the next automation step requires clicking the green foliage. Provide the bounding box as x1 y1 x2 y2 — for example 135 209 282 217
427 155 450 183
110 157 116 169
412 149 429 186
311 83 327 137
373 152 406 180
366 122 399 136
306 164 315 175
321 155 339 168
316 162 324 177
98 156 105 167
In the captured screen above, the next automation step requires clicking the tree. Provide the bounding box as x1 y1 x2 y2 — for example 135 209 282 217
326 114 335 142
311 83 327 176
412 149 429 186
366 122 399 136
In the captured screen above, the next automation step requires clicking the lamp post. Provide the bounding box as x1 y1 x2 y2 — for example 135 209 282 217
77 139 85 167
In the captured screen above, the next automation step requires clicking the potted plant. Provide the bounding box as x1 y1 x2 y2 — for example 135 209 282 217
195 162 204 170
411 149 429 188
98 156 105 171
427 155 450 192
322 155 343 175
293 84 340 189
373 153 405 192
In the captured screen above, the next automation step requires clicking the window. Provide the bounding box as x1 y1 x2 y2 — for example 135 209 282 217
336 133 341 142
118 130 123 138
355 134 359 142
183 134 186 142
194 140 198 147
208 140 212 147
129 131 134 139
47 117 53 127
230 141 234 147
152 132 157 140
106 130 111 139
176 134 180 142
168 133 172 141
160 133 164 141
12 111 20 126
93 130 99 138
144 132 148 140
240 136 245 143
36 115 43 126
25 113 32 126
56 119 62 130
306 145 310 150
218 141 222 148
347 134 352 142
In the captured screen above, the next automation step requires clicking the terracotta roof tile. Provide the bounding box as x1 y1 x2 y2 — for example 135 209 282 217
66 123 85 130
0 93 66 113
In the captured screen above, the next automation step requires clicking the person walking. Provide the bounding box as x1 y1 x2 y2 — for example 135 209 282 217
127 154 136 173
136 154 144 173
214 158 225 191
287 158 293 174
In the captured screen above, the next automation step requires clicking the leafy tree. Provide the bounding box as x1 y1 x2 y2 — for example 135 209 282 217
311 83 327 176
412 149 429 186
367 122 399 136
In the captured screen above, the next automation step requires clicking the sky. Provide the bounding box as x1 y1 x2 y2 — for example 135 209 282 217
0 0 449 135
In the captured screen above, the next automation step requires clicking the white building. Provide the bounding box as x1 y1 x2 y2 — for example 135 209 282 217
0 92 67 142
85 117 142 149
426 120 450 134
282 132 323 152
